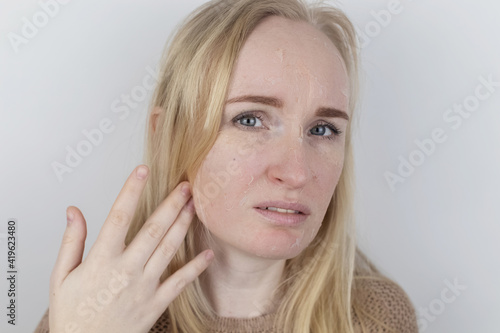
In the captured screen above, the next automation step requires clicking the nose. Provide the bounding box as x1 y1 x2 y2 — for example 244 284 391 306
266 129 309 189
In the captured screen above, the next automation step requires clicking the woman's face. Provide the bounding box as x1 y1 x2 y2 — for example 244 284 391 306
192 16 350 260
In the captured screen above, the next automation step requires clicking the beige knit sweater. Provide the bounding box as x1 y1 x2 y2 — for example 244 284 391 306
34 278 418 332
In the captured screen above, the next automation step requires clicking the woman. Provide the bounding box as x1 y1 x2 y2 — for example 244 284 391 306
36 0 418 332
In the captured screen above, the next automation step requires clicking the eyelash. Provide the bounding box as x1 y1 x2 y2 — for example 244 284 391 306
232 111 343 140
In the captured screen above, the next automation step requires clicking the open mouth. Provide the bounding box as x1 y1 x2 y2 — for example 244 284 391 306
254 206 308 225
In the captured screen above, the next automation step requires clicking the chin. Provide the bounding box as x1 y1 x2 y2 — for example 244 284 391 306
251 248 306 260
242 228 312 260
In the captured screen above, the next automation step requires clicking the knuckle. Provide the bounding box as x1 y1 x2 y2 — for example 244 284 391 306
174 278 188 292
171 196 186 212
183 207 195 218
177 211 192 226
107 209 131 228
89 250 110 266
61 233 76 245
120 260 141 279
158 241 177 260
195 256 208 271
145 221 164 239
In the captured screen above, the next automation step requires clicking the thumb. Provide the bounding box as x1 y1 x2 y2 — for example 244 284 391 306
50 206 87 289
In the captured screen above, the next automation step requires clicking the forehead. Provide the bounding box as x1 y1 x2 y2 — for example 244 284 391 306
228 16 349 112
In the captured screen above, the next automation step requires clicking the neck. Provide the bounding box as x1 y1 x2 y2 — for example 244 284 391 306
201 244 286 318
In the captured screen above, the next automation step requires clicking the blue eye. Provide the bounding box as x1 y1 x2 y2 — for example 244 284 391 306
311 125 330 136
233 112 264 128
310 122 342 140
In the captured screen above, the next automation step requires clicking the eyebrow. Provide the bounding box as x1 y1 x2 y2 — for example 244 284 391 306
225 95 349 121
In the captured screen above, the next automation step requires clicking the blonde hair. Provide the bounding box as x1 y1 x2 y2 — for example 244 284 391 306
125 0 395 332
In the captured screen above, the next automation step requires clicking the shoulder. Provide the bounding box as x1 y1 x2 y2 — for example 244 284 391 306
352 276 419 333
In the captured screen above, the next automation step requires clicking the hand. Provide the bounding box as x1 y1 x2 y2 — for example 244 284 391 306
49 165 213 333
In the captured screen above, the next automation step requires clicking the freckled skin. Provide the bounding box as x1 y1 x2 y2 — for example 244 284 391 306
192 16 350 260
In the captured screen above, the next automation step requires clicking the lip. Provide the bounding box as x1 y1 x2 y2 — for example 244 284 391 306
253 200 310 226
254 201 311 215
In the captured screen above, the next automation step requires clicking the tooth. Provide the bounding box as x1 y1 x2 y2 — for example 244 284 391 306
265 207 299 214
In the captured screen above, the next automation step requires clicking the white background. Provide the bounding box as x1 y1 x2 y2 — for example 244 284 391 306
0 0 499 332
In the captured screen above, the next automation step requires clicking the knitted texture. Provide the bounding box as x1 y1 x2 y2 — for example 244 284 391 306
34 278 418 332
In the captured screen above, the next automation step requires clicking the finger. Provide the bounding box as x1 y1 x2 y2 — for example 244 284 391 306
50 206 87 288
154 250 214 306
122 181 192 268
92 165 149 258
143 197 195 278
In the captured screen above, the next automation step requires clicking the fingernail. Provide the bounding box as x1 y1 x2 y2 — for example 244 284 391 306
66 209 74 225
186 197 195 212
136 166 148 180
181 183 191 196
205 250 214 261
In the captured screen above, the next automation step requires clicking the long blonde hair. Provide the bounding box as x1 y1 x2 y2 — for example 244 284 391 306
125 0 393 332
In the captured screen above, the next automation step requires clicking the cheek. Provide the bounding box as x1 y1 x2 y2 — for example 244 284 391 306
192 136 267 226
305 147 345 232
310 144 344 193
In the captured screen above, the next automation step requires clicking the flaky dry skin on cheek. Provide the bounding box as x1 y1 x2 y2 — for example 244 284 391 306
192 125 343 259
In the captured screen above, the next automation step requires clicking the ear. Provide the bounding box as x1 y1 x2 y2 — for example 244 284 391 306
150 106 163 133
